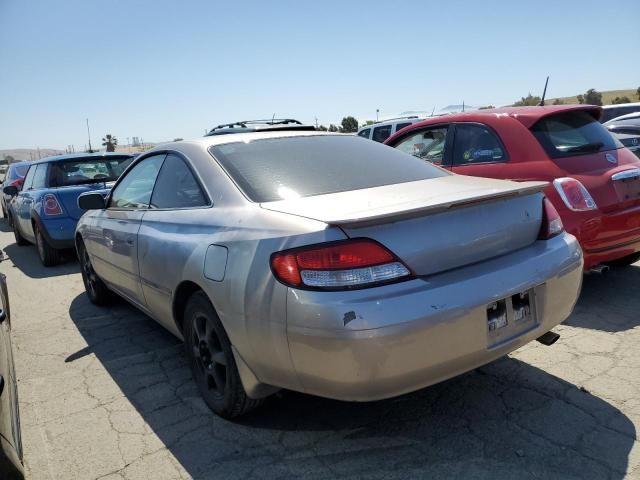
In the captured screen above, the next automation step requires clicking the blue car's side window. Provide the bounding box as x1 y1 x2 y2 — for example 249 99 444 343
31 164 48 190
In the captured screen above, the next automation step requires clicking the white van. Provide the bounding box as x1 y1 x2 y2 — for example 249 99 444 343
357 116 424 143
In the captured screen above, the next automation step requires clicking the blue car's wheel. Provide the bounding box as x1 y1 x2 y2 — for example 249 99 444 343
34 223 60 267
11 215 28 246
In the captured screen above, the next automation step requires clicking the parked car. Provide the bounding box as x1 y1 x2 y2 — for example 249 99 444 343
385 105 640 271
75 131 583 419
0 162 29 221
600 102 640 124
357 116 424 142
0 252 25 480
3 153 134 267
604 112 640 158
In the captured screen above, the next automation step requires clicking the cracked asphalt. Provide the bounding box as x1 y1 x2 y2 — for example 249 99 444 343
1 226 638 480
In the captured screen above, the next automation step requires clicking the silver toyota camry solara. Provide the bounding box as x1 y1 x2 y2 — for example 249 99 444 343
75 131 583 418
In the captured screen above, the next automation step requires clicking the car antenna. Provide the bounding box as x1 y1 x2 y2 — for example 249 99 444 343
539 76 549 106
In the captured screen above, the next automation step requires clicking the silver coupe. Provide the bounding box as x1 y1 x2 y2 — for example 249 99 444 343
75 130 583 418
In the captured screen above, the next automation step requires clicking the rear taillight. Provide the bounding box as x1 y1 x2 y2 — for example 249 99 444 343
539 198 564 240
43 194 63 216
553 177 597 211
271 239 412 290
10 178 23 189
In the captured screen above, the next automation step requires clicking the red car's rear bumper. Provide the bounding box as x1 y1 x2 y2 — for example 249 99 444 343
565 205 640 269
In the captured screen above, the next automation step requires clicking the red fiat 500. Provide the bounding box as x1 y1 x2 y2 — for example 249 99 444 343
385 105 640 271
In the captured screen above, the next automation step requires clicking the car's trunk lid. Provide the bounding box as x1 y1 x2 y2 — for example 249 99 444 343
261 176 547 276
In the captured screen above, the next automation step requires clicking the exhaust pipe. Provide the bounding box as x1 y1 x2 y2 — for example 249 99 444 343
588 264 610 275
537 331 560 346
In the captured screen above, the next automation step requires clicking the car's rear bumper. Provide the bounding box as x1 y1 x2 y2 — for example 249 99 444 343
35 216 77 249
285 233 583 401
571 205 640 269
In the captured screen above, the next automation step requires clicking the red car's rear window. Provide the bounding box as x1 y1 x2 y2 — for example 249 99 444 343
531 111 623 159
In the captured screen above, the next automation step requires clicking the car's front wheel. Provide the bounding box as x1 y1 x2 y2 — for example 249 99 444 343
34 224 60 267
184 291 263 419
78 239 111 305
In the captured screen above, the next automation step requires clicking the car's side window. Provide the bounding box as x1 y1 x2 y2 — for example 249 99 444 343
31 164 48 189
395 122 412 133
21 166 36 190
109 154 166 209
451 123 507 166
357 128 371 138
393 126 449 165
150 154 208 209
372 125 392 143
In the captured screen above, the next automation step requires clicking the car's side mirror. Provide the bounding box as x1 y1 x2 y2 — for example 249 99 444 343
3 185 18 196
78 192 107 210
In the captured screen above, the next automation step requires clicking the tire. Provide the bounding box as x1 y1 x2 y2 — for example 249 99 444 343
607 252 640 268
34 223 60 267
78 239 111 305
184 291 263 419
2 206 6 219
11 216 28 246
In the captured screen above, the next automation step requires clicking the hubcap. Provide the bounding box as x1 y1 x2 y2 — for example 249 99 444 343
36 230 45 259
192 315 227 396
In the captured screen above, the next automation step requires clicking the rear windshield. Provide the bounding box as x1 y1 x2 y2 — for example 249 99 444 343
531 111 623 158
209 135 449 202
49 156 133 187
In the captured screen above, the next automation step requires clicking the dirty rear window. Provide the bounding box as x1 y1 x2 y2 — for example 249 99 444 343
531 111 622 159
209 135 449 202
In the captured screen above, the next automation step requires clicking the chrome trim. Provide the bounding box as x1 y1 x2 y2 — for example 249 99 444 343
611 169 640 182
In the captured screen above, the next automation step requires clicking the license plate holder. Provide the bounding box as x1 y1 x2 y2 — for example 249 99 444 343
486 288 538 348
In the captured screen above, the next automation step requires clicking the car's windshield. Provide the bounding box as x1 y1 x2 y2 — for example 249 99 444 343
209 135 449 202
49 156 133 187
531 111 623 159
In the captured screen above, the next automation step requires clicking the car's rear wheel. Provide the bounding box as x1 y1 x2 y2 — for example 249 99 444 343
11 216 28 246
78 239 111 305
184 291 263 419
607 252 640 268
34 224 60 267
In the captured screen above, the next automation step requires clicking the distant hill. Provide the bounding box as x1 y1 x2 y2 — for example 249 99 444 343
0 148 64 162
545 89 638 106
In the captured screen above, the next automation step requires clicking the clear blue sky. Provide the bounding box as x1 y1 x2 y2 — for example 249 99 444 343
1 0 639 150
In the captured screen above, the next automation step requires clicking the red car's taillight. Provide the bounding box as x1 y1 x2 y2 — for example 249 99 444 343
271 239 413 290
43 193 63 216
10 178 24 189
539 198 564 240
553 177 597 211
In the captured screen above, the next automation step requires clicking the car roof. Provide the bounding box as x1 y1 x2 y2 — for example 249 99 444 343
397 104 602 130
602 102 640 109
357 117 422 132
29 151 134 165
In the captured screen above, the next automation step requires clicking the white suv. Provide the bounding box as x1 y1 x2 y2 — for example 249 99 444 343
357 117 423 143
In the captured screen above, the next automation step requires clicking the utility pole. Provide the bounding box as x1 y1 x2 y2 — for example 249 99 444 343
376 109 379 122
86 118 93 152
315 117 318 128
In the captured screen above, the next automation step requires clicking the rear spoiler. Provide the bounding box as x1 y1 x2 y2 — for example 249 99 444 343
329 181 548 228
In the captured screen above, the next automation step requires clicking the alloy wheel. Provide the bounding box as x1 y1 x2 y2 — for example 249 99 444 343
191 314 227 397
81 246 97 297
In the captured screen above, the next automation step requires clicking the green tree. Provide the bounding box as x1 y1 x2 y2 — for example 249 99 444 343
577 94 584 104
340 116 359 133
316 125 328 131
611 96 631 105
552 98 564 105
101 134 118 152
513 93 541 106
4 155 15 163
637 86 640 100
581 88 603 106
328 124 338 132
363 120 376 126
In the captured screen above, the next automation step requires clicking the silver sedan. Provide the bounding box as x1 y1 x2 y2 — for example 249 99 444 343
75 131 583 418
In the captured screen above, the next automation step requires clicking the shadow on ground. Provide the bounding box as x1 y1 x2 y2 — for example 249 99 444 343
66 292 635 480
565 264 640 332
4 243 79 279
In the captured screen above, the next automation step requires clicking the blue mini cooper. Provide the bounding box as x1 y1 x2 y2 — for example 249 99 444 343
3 153 133 266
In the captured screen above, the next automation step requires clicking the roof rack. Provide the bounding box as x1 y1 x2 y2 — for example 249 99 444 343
373 115 420 125
206 118 309 136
